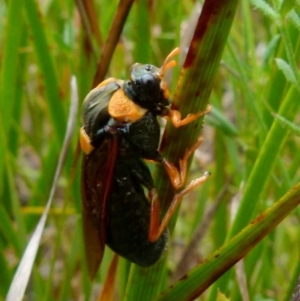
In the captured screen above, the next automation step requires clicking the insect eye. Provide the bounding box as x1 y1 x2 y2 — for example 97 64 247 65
140 73 159 90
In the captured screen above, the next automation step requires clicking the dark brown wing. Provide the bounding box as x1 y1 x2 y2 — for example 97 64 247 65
81 136 118 279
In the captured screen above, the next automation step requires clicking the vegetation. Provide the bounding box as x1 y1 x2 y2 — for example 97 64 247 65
0 0 299 300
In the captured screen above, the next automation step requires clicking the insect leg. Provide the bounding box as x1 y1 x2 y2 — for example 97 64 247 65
150 171 210 242
80 118 121 155
169 104 212 128
149 136 210 242
148 188 161 242
161 136 206 190
92 118 119 145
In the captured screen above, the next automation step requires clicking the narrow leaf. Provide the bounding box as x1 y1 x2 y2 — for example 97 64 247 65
155 181 300 301
261 34 280 67
275 58 298 87
272 113 300 136
24 0 66 144
287 9 300 31
5 77 78 301
249 0 280 20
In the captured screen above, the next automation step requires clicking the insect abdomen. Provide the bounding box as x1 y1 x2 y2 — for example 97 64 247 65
106 155 167 266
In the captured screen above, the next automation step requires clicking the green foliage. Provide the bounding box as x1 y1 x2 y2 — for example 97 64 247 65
0 0 300 301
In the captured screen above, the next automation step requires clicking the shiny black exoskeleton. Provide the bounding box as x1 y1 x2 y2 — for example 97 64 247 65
81 61 173 277
105 112 168 266
80 48 210 279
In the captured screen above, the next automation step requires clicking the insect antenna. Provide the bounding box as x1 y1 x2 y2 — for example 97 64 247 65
159 47 180 79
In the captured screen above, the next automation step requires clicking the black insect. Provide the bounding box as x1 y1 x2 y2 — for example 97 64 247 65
80 48 210 279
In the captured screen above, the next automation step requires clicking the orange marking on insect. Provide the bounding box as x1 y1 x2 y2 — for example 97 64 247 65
80 127 94 155
108 89 147 123
160 80 170 100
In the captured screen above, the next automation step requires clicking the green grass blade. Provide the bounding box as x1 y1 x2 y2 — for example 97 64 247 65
133 0 150 63
0 0 23 191
155 181 300 301
123 1 238 300
24 0 66 145
5 78 78 301
228 85 300 238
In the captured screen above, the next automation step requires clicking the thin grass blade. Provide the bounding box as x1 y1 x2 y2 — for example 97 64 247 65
5 77 78 301
123 1 238 300
155 181 300 301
